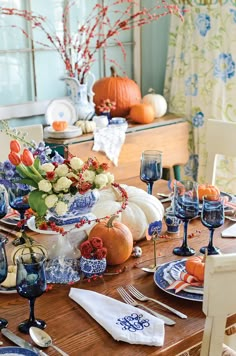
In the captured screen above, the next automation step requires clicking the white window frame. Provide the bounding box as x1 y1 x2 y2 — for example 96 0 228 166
0 1 141 121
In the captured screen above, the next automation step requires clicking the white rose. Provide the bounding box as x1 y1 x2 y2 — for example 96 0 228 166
40 163 55 172
45 194 58 208
70 157 84 170
94 173 108 189
55 201 68 215
53 177 72 192
38 179 52 193
106 172 115 185
83 170 96 184
67 172 79 181
55 164 69 177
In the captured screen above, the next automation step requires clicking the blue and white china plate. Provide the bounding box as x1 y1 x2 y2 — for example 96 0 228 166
154 260 203 302
45 98 77 125
0 347 37 355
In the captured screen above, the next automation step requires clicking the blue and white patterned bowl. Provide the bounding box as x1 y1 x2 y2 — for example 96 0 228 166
80 256 107 278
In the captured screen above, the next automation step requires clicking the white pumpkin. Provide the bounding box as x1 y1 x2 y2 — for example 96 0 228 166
1 265 17 288
75 120 96 133
87 184 164 241
142 89 167 118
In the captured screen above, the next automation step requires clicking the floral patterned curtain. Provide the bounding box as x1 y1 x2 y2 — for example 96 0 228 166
164 3 236 193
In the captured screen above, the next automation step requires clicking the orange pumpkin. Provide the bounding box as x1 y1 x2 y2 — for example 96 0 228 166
198 184 220 201
185 256 205 282
52 121 68 131
93 66 141 118
128 103 155 124
88 215 133 265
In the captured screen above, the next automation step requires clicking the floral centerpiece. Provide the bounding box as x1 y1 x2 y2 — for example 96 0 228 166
0 122 122 231
0 1 184 83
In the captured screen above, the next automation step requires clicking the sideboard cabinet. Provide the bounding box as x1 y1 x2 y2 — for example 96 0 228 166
44 113 189 182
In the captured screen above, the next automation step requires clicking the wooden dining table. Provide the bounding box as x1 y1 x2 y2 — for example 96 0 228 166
1 178 236 356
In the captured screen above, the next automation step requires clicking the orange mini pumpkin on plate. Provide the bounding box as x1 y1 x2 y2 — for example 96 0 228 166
198 183 220 201
52 120 68 132
185 255 205 282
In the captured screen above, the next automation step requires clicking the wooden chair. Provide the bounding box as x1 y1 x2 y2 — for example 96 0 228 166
200 253 236 356
205 120 236 185
0 124 43 161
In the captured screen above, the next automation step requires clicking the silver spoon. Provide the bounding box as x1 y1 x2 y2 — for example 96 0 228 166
29 327 69 356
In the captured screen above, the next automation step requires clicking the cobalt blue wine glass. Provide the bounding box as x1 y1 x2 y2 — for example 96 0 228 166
8 184 31 245
140 150 163 195
16 253 47 334
200 195 224 255
0 235 8 328
173 180 199 256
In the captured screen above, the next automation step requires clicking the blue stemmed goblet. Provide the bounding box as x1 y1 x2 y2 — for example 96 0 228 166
140 150 163 195
16 252 47 334
173 180 199 256
8 184 31 245
200 195 224 255
0 235 8 328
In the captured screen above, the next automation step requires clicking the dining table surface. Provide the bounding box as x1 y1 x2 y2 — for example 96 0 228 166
1 178 236 356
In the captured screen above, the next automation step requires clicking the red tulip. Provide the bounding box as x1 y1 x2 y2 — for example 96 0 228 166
21 149 34 166
8 151 21 166
10 140 21 153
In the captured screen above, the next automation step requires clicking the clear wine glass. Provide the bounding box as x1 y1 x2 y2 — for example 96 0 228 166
16 252 47 334
0 235 8 328
7 184 31 245
140 150 163 195
173 180 199 256
200 195 224 255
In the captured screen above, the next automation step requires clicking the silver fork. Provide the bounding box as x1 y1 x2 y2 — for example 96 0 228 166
126 285 187 319
117 287 175 326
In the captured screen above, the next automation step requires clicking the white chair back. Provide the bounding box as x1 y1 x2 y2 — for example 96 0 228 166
0 124 43 161
205 119 236 185
200 253 236 356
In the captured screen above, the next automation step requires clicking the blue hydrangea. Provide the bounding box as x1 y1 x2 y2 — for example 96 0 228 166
195 13 211 37
185 74 198 96
213 53 235 82
192 111 204 128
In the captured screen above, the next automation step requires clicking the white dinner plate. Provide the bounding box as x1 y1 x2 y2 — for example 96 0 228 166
0 285 17 294
44 125 82 139
45 98 77 125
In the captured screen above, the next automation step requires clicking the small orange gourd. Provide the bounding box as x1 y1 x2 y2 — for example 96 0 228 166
128 103 155 124
185 255 205 282
198 184 220 201
88 215 133 265
52 121 68 131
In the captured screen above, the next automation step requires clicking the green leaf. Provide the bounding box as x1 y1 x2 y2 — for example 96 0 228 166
28 190 48 217
20 178 38 188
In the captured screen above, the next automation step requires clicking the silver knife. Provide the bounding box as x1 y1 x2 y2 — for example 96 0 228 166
1 328 48 356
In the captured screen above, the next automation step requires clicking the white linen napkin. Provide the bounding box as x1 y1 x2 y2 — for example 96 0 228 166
69 287 165 346
92 123 128 166
221 223 236 238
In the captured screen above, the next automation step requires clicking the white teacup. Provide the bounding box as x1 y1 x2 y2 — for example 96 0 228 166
93 115 108 128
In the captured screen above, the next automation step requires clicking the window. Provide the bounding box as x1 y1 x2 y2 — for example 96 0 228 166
0 0 140 120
